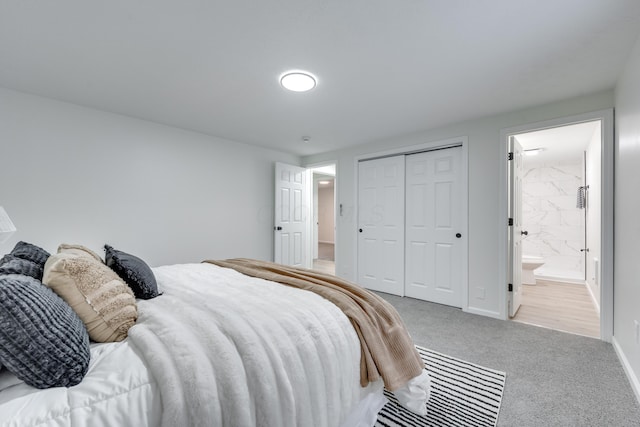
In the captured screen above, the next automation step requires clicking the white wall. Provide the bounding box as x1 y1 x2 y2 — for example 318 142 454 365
318 185 335 243
303 90 614 318
614 33 640 400
522 158 584 281
585 125 602 307
0 88 300 266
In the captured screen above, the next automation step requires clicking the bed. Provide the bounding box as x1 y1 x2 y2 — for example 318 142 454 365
0 242 430 427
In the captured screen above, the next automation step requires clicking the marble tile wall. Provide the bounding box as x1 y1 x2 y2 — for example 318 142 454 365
522 160 585 281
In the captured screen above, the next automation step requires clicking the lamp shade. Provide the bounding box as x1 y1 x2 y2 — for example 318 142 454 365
0 206 17 244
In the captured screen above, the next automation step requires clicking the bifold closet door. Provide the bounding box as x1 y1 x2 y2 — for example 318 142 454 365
405 147 463 307
357 155 405 296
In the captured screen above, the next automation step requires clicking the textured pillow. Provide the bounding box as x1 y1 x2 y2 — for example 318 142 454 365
10 241 50 267
0 253 16 265
104 245 159 300
57 243 103 263
0 274 90 389
43 253 137 342
0 257 43 280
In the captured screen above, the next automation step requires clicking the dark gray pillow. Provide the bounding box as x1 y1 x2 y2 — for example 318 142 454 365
104 245 159 300
0 257 44 280
10 241 50 268
0 274 91 389
0 254 16 265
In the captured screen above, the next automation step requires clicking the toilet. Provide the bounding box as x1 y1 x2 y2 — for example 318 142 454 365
522 255 545 285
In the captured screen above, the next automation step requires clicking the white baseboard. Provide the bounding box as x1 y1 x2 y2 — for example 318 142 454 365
585 282 601 314
464 306 503 320
535 274 585 285
612 337 640 405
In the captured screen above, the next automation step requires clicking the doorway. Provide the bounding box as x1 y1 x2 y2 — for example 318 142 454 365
310 164 336 275
502 110 614 341
273 162 338 273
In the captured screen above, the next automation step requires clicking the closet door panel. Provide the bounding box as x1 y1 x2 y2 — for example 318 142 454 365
357 155 405 296
405 147 463 307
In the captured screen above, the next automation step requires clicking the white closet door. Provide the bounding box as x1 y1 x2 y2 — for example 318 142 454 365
405 147 463 307
357 155 405 296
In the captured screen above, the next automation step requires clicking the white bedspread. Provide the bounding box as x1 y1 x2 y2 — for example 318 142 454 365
0 341 161 427
0 262 387 427
128 263 379 427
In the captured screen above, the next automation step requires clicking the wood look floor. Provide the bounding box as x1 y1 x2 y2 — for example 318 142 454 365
312 259 335 275
317 242 335 261
512 279 600 338
313 242 335 274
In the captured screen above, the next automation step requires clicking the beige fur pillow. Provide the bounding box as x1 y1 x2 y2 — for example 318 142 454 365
57 243 103 263
43 252 137 342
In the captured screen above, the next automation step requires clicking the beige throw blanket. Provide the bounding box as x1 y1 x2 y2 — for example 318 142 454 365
204 258 424 391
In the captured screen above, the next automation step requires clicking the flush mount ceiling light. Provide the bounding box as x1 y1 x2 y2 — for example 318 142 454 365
280 71 317 92
319 180 330 185
524 148 545 156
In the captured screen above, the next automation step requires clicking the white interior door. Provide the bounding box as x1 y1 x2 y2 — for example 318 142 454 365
357 156 405 296
508 137 524 317
274 162 309 268
405 147 463 307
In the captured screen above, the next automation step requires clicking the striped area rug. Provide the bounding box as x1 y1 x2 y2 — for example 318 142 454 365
376 346 506 427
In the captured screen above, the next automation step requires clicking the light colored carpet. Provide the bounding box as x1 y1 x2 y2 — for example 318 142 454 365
375 291 640 427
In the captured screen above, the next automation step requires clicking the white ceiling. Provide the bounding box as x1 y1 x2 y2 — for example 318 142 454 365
516 120 601 165
1 1 639 156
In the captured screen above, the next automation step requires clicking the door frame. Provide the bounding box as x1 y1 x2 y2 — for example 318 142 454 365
353 136 469 310
498 109 614 342
304 160 338 269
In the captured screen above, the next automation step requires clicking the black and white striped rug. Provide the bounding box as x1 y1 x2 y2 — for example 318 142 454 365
376 346 506 427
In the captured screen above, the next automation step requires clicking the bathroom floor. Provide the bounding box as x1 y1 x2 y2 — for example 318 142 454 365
512 279 600 338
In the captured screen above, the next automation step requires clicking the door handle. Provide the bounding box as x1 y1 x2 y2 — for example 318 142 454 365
521 230 528 236
359 228 363 233
580 248 589 252
274 226 282 231
456 233 462 238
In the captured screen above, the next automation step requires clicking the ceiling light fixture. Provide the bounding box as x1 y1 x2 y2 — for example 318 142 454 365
319 180 330 185
280 71 317 92
524 148 544 156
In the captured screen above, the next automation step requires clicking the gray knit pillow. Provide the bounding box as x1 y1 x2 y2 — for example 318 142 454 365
0 254 16 265
0 274 90 389
0 257 44 280
10 241 50 268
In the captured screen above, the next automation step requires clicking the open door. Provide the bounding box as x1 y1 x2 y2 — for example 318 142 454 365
274 162 310 268
508 136 524 317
